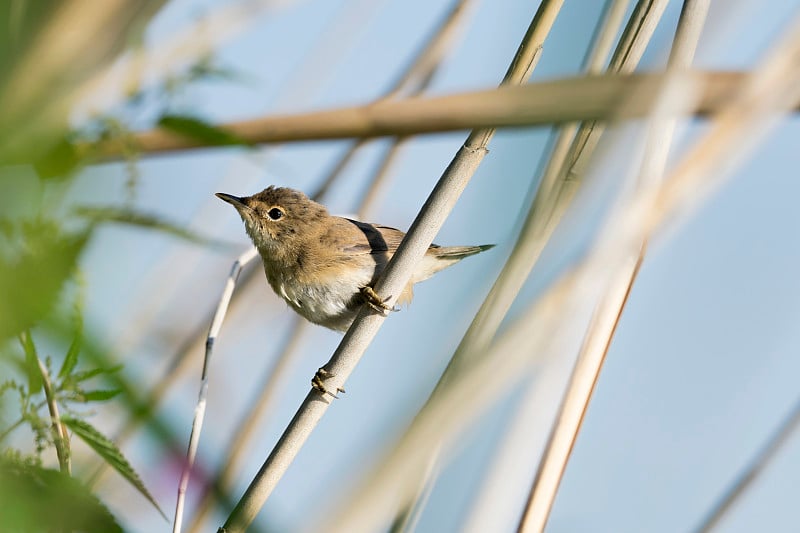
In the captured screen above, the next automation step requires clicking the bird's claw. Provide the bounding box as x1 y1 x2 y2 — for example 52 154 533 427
360 286 399 315
312 367 346 399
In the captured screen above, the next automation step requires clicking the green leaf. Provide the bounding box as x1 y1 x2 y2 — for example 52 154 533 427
58 328 82 379
0 456 123 532
73 205 231 248
33 136 82 179
0 222 89 340
158 113 251 147
63 416 166 519
19 331 42 394
79 388 122 402
71 364 123 383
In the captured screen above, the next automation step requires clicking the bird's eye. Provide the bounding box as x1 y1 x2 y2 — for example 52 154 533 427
267 207 284 221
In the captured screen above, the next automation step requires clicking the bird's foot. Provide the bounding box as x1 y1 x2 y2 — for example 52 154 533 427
312 367 346 399
360 286 399 315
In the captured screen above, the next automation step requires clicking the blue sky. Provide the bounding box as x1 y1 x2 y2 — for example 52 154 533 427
70 1 800 531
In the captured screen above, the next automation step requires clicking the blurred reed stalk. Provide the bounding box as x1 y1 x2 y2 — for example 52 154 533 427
517 1 711 531
316 13 800 530
74 0 296 117
91 71 796 159
692 396 800 533
220 1 564 530
394 0 635 528
0 0 167 161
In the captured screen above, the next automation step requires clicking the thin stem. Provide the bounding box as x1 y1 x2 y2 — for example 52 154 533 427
37 358 70 475
173 246 259 533
692 397 800 533
184 317 307 533
0 417 26 443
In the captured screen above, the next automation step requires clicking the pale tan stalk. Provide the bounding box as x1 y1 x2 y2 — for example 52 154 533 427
517 2 712 531
90 71 792 159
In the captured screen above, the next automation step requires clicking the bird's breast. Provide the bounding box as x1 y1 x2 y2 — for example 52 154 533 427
264 259 375 329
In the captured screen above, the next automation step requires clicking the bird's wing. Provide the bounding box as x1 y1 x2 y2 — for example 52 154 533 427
341 219 409 255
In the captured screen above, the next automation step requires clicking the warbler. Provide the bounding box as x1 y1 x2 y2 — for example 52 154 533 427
216 186 493 332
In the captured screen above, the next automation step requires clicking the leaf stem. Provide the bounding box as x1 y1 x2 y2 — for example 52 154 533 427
38 357 71 474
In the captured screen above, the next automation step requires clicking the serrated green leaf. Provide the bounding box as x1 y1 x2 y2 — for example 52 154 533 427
73 205 231 248
63 417 166 519
19 331 42 394
58 329 82 379
0 456 123 532
158 114 251 147
71 364 123 383
79 389 122 402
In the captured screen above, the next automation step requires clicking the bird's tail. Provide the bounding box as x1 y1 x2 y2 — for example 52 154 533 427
432 243 495 260
411 244 494 284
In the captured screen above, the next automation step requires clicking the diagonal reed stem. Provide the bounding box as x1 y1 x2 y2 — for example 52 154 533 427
517 1 711 531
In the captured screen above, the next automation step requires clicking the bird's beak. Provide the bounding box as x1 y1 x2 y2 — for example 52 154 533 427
216 192 249 211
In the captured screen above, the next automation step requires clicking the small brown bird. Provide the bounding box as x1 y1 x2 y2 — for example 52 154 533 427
216 186 493 332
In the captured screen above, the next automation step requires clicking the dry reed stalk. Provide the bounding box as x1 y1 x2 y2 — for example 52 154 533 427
692 396 800 533
459 1 633 529
89 70 796 159
73 0 298 117
517 1 711 531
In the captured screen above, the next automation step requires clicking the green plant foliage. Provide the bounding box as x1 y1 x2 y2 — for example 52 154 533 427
58 327 82 379
74 205 232 248
0 452 123 533
63 417 166 519
0 222 89 341
158 113 252 147
33 136 82 179
19 331 42 395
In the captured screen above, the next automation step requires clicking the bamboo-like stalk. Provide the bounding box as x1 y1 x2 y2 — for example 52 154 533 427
219 3 564 531
562 0 670 179
460 1 633 529
517 2 711 531
692 396 800 533
89 70 800 159
173 246 259 533
403 0 637 526
398 0 658 525
37 357 71 475
316 18 800 530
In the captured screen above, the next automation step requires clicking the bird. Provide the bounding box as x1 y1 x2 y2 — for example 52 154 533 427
217 186 494 333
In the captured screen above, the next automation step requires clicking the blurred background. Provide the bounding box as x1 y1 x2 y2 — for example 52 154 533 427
1 0 799 532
